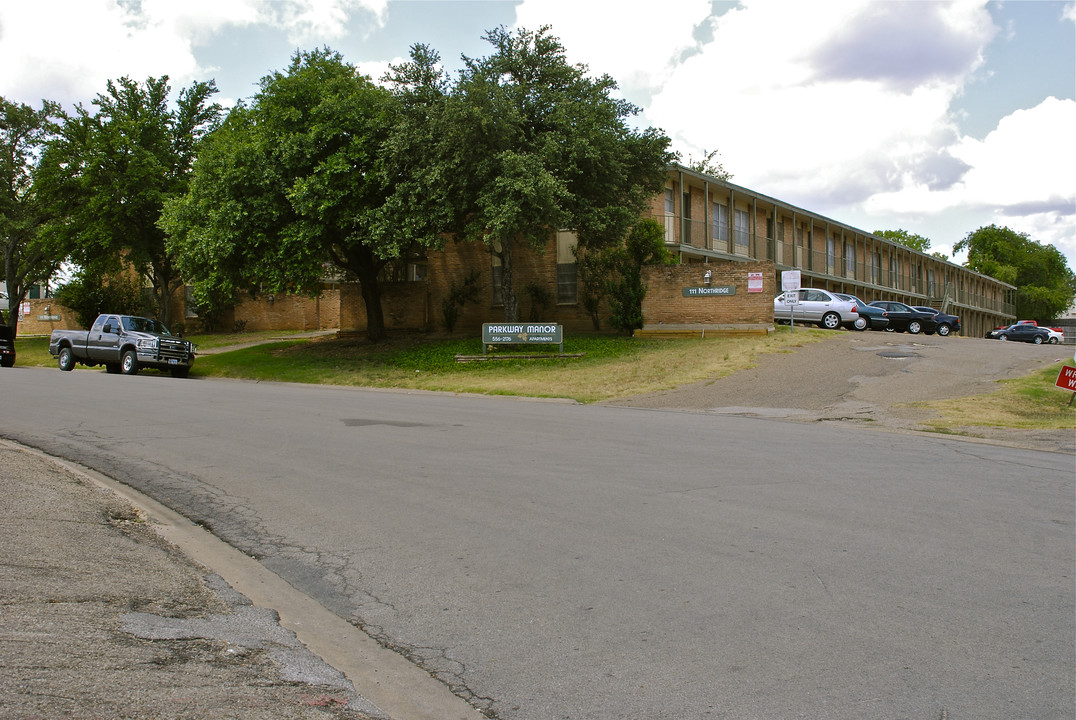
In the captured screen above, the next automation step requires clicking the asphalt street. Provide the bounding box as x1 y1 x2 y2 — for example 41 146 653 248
1 360 1073 719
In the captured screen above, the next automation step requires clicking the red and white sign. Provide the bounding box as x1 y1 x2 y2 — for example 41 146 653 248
747 272 763 293
1054 365 1076 391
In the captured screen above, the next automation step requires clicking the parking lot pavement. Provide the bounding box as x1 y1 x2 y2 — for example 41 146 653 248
0 440 384 720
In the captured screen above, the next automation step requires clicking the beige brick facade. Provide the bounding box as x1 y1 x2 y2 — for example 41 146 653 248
640 261 775 328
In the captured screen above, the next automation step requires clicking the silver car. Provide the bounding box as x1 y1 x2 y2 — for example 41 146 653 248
774 288 859 330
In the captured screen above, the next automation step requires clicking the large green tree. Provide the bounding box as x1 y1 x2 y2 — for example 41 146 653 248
37 76 221 327
0 97 62 335
165 49 407 341
954 224 1075 321
388 26 673 323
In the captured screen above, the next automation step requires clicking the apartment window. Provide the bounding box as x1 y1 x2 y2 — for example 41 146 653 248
827 236 836 273
184 286 199 318
712 202 729 244
871 252 882 285
556 230 577 304
733 208 749 252
889 256 899 288
844 242 856 277
663 187 676 243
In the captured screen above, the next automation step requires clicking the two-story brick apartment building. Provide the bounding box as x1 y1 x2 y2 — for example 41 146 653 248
644 164 1015 337
181 163 1017 339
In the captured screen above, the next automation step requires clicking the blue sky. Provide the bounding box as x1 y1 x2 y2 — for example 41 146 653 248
2 0 1073 270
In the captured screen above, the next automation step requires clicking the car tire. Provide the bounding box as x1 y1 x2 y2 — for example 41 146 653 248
121 349 139 375
853 316 868 331
57 346 75 372
937 323 951 337
820 312 841 330
1033 336 1044 345
998 334 1009 341
908 320 922 334
1 356 13 368
1049 337 1059 344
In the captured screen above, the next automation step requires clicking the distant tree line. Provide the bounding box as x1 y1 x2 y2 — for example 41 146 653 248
877 226 1074 322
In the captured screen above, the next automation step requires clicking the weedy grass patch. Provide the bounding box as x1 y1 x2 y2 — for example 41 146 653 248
912 363 1076 431
193 329 830 403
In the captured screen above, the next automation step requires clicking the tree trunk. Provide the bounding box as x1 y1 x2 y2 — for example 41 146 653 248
500 237 518 323
342 244 388 342
353 267 384 341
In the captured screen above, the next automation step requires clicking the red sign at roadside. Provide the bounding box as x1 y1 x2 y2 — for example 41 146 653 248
1054 365 1076 391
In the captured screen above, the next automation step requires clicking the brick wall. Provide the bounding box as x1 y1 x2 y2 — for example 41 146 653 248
425 237 601 335
339 282 429 334
7 299 81 336
231 289 341 333
640 260 775 326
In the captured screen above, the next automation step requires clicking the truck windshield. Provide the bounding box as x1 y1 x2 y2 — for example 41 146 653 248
122 317 171 335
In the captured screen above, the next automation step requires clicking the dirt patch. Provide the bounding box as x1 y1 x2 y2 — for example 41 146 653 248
603 332 1075 453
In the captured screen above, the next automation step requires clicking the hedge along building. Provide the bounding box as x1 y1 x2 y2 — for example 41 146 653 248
648 164 1016 337
335 162 1016 339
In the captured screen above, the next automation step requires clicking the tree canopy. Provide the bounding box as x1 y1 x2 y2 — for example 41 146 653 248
873 228 932 253
164 49 407 341
388 26 673 323
36 76 221 326
0 97 63 334
954 224 1075 321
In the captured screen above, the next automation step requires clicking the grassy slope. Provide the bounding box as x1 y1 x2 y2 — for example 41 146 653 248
13 331 1075 431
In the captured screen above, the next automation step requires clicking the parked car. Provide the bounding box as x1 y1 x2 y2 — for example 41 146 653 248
0 289 8 311
0 323 14 367
911 306 961 337
1013 320 1064 343
834 293 889 331
867 301 938 334
774 288 859 330
49 313 196 377
989 323 1051 344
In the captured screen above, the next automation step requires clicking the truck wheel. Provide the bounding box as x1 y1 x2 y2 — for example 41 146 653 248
105 363 120 374
58 347 75 372
121 350 139 375
170 366 190 379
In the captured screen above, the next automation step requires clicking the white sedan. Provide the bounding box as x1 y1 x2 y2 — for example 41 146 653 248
774 288 859 330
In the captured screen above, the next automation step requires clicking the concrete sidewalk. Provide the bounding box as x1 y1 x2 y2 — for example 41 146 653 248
0 441 481 720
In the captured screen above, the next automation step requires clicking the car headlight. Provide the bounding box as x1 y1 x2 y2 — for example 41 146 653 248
138 338 158 350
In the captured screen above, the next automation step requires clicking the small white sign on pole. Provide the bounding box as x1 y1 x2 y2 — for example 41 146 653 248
780 270 801 332
781 270 801 292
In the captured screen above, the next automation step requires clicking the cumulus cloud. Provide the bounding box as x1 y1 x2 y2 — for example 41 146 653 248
0 0 385 107
267 0 388 44
513 0 712 101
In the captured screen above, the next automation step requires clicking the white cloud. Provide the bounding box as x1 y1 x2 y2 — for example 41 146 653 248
268 0 388 44
647 1 995 204
0 0 386 107
512 0 711 98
